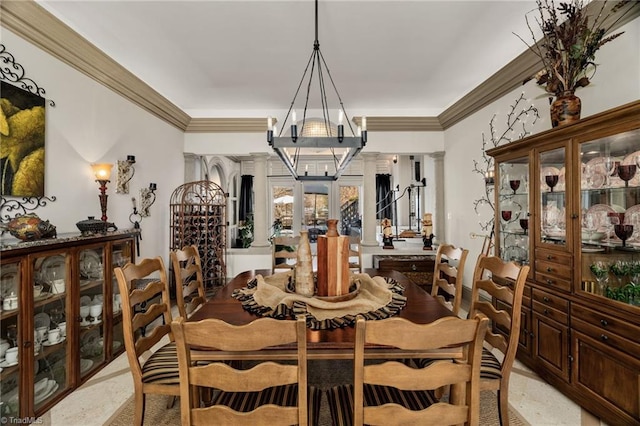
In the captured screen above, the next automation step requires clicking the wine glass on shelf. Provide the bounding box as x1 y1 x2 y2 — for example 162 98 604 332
519 218 529 235
590 262 609 296
50 307 64 329
6 324 17 347
610 261 630 287
617 164 637 187
501 210 512 222
604 157 619 187
607 213 621 244
509 179 520 194
545 174 559 192
614 224 634 247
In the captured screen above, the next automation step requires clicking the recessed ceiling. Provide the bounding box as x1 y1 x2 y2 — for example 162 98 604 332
36 0 539 119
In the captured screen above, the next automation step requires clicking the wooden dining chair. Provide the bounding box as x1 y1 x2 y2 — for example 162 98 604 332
114 256 180 426
326 314 489 426
430 243 469 317
171 315 321 426
469 255 529 426
272 235 300 273
170 245 207 319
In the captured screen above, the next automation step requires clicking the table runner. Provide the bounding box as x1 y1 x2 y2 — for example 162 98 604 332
232 272 407 330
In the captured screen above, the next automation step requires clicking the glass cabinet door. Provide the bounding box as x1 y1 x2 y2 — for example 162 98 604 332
78 246 106 379
498 157 530 265
539 146 568 247
110 240 132 359
579 128 640 305
1 259 22 418
32 251 70 412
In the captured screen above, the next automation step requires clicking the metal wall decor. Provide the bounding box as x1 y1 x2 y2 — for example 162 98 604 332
116 155 136 194
170 180 227 292
472 93 540 233
139 183 157 217
0 44 56 226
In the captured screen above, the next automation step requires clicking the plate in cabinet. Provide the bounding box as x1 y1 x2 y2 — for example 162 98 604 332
585 157 624 188
0 264 18 298
80 250 103 280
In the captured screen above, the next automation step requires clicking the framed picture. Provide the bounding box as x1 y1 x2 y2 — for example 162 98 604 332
1 80 46 197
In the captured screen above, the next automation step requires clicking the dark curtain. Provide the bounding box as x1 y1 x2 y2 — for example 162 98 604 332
239 175 253 222
376 174 393 220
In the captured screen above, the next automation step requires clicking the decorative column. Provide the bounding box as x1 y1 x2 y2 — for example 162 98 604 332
429 151 445 242
250 153 271 247
361 152 380 247
183 153 199 182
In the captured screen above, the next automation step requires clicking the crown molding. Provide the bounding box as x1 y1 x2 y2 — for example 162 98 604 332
1 0 191 131
186 118 269 133
3 0 638 133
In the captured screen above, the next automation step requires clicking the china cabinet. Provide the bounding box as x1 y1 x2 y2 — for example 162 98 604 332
0 230 136 418
488 100 640 425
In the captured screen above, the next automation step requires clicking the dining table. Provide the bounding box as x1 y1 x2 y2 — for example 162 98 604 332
188 268 461 361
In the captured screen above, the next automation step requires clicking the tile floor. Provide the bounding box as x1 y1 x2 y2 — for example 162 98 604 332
38 303 609 426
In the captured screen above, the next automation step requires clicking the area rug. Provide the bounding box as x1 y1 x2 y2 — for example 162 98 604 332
106 360 529 425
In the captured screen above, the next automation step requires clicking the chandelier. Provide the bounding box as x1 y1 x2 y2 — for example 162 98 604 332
267 0 366 181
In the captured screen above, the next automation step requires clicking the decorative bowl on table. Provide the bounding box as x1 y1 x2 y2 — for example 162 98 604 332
75 217 117 236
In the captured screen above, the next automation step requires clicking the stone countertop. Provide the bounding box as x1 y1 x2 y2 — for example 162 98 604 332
0 229 140 251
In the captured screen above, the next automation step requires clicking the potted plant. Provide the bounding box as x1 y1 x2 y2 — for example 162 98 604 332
516 0 636 127
237 214 254 248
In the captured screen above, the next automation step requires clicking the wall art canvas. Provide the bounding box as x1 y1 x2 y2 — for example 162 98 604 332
1 81 46 196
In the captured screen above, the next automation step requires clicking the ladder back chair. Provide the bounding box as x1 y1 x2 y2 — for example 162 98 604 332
114 256 180 426
171 315 321 426
469 254 529 426
272 235 300 273
170 245 207 319
326 315 489 426
430 243 469 317
348 236 363 273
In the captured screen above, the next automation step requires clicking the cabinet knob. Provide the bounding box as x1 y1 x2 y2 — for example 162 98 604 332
529 332 535 338
23 340 32 348
571 213 579 219
600 319 608 327
543 296 550 302
546 267 553 273
546 279 553 285
547 255 553 260
544 309 549 315
600 334 609 341
411 264 417 271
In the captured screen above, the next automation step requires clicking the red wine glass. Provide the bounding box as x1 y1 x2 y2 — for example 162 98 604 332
614 224 634 247
545 174 559 192
509 180 521 194
519 218 529 235
617 164 637 187
501 210 512 222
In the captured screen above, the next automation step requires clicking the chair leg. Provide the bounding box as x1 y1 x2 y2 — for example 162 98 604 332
497 387 510 426
134 391 146 426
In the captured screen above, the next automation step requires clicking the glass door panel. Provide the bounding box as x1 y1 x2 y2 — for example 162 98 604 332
79 247 106 379
539 147 567 247
304 182 330 242
111 241 131 359
498 158 530 265
272 186 295 237
579 128 640 305
339 184 361 238
32 251 70 412
1 259 21 417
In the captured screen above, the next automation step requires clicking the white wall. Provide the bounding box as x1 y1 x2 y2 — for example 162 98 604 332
1 30 185 262
443 18 640 291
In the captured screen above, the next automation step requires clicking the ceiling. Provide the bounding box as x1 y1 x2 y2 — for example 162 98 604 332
34 0 541 120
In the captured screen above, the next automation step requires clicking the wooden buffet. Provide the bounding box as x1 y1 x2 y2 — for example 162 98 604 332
488 100 640 425
0 230 137 418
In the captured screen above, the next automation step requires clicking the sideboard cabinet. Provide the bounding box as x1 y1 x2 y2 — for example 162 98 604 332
0 230 136 418
488 100 640 425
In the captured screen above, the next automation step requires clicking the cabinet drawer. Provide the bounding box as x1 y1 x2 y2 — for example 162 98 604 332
533 300 568 325
535 249 572 265
535 272 571 292
535 259 572 280
572 317 640 359
571 304 640 345
374 256 435 273
532 288 569 313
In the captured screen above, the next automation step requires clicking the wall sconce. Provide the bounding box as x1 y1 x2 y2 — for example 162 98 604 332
484 169 495 186
393 155 398 164
91 163 113 222
139 183 157 217
116 155 136 194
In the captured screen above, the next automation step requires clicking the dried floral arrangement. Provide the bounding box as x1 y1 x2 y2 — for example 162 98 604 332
516 0 637 97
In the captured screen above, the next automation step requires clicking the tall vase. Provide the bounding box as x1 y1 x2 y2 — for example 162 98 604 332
326 219 339 237
550 91 581 128
294 230 315 297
